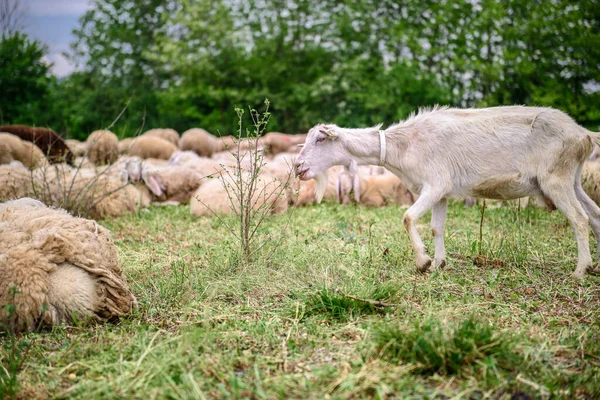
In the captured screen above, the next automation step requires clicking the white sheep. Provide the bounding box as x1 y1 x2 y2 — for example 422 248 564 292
191 171 288 217
296 106 600 278
142 128 180 146
0 132 46 169
86 130 119 165
180 128 218 157
0 198 136 332
127 135 178 160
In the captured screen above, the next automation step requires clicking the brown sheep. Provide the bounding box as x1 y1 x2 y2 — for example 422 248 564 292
142 128 180 146
180 128 218 157
128 136 178 160
86 130 119 165
0 124 74 165
0 198 136 332
0 133 46 169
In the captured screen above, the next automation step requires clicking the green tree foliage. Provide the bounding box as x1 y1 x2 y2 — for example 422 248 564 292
0 32 51 124
10 0 600 137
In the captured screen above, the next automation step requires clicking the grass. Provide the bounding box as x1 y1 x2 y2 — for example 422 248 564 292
2 201 600 398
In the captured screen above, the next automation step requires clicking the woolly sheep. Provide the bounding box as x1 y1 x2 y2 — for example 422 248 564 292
213 136 237 153
128 135 178 160
180 128 218 157
263 132 307 156
65 139 87 157
0 132 46 169
582 161 600 204
191 172 288 217
359 174 415 207
142 128 180 146
296 106 600 278
142 165 204 204
0 198 136 332
0 125 74 165
0 163 36 201
86 130 119 165
118 137 135 155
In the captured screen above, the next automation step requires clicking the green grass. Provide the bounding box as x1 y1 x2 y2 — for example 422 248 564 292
2 201 600 399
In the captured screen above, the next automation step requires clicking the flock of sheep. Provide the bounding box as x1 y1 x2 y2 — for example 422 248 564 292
2 107 600 332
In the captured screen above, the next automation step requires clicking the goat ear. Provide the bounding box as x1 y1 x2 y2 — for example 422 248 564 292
144 174 163 197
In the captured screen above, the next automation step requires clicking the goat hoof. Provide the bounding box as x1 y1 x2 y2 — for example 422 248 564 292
436 260 446 269
573 269 587 279
416 258 432 273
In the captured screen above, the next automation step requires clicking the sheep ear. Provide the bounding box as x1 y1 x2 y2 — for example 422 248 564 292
144 174 163 197
119 168 129 185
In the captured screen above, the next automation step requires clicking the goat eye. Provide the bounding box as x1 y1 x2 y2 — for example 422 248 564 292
316 137 325 143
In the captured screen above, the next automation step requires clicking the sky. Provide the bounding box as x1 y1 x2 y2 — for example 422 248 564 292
21 0 91 77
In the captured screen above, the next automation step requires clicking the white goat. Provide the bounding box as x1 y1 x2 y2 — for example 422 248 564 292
295 106 600 278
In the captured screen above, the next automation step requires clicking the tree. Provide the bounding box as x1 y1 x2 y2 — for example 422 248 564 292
0 32 51 124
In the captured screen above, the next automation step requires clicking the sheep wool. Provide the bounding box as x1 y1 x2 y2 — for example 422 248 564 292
142 128 180 146
86 130 119 165
0 198 136 332
118 137 135 155
0 132 46 169
0 125 74 165
191 172 288 217
0 163 38 201
65 139 87 157
180 128 218 157
128 135 178 160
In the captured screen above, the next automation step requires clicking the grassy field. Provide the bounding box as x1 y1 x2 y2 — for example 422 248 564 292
2 201 600 399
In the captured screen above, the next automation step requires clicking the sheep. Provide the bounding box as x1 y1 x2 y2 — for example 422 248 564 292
0 125 74 165
335 163 414 206
0 198 136 332
263 132 303 156
86 130 119 165
581 161 600 204
142 128 180 146
118 137 135 154
169 150 201 166
191 171 288 217
213 136 237 152
296 106 600 278
141 165 204 204
31 159 148 219
180 128 218 157
0 163 37 201
128 135 178 160
65 139 87 157
359 174 415 207
0 132 46 169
